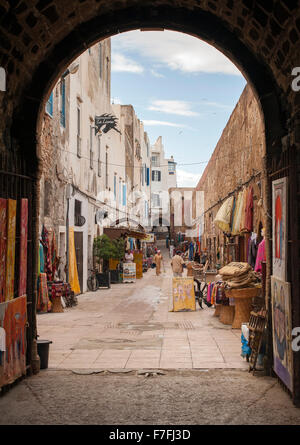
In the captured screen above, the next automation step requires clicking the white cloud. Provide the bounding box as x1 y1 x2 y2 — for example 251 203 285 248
150 69 165 78
142 120 187 128
111 52 144 73
148 99 200 117
112 30 242 76
176 168 201 188
199 100 232 110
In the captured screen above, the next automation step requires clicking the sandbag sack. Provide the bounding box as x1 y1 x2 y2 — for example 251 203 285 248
219 262 252 277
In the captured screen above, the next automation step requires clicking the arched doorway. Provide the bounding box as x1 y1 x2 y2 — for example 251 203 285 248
0 1 299 405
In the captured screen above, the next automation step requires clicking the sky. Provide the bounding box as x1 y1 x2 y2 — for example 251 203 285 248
110 30 247 188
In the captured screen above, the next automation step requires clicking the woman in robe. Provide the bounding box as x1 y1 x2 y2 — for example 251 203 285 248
154 250 163 276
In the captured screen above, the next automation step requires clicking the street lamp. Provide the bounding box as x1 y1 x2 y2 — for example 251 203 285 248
61 62 79 79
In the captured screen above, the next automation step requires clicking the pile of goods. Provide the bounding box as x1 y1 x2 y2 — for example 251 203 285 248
192 262 204 278
219 262 261 289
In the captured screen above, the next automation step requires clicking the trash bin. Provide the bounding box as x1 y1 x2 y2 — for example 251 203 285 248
37 340 52 369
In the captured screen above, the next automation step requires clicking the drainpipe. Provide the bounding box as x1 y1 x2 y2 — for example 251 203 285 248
66 184 72 283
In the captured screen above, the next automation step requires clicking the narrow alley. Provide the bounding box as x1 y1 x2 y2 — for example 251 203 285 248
36 245 247 371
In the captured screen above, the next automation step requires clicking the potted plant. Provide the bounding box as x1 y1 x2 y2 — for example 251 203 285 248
93 235 126 286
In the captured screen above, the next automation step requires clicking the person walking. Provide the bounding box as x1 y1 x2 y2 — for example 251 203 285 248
154 250 163 276
171 251 185 277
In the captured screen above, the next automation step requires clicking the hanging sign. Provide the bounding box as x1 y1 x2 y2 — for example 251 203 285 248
123 262 136 283
271 276 293 392
95 114 121 135
172 277 196 312
134 252 143 279
272 177 288 281
144 233 155 243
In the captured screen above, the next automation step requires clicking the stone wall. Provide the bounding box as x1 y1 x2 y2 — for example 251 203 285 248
196 84 267 267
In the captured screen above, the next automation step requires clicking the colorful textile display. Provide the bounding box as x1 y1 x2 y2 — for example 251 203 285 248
244 186 254 232
69 227 81 294
51 231 59 281
18 199 28 297
39 241 45 274
5 200 17 301
214 196 234 233
207 283 214 303
207 281 227 305
0 199 7 303
239 187 248 233
254 238 266 273
41 225 52 281
37 273 50 313
0 296 27 387
248 233 258 269
231 191 243 235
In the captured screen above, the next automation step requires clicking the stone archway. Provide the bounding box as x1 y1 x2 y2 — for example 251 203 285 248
0 0 299 404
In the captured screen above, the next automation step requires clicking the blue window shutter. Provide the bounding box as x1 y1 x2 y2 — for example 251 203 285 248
46 92 53 116
61 79 66 127
123 184 126 206
147 168 150 185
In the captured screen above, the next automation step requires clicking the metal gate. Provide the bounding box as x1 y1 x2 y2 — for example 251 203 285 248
0 150 36 379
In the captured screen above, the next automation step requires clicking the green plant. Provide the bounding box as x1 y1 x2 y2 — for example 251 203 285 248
111 238 126 260
93 235 125 270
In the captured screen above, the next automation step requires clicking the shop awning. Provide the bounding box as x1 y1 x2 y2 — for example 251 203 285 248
214 196 234 233
104 227 147 240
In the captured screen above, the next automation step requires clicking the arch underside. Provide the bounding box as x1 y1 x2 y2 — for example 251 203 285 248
8 4 289 170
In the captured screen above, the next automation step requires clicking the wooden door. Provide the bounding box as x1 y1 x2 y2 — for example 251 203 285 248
74 231 83 294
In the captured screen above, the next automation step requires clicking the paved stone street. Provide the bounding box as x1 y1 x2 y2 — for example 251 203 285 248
37 247 247 371
1 246 300 425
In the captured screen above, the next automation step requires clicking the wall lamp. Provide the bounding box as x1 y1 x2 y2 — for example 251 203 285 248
61 63 80 79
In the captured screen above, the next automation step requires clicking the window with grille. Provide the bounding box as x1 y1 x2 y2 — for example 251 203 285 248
152 193 161 207
152 170 161 182
151 155 160 167
168 161 176 174
74 199 82 226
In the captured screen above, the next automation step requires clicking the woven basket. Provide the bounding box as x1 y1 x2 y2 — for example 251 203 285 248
225 286 261 299
51 296 64 313
225 287 260 329
213 304 222 317
219 305 235 325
